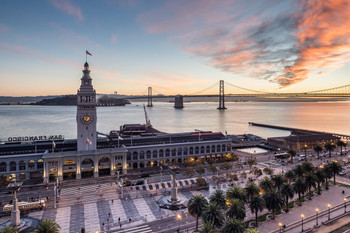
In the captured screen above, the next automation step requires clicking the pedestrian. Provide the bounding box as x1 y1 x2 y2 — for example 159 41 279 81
118 217 120 223
112 199 114 204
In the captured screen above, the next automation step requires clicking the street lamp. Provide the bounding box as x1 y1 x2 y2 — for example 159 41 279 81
301 214 304 232
304 145 308 156
328 204 331 220
315 208 319 226
344 198 347 213
279 222 283 233
177 214 182 232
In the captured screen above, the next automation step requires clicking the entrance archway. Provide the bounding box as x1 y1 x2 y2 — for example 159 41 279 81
133 162 138 169
81 159 94 178
63 160 76 180
99 157 111 176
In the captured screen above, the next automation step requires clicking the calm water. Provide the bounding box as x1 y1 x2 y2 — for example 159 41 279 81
0 101 350 141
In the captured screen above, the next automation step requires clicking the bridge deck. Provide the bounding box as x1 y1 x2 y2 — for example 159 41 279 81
248 122 350 139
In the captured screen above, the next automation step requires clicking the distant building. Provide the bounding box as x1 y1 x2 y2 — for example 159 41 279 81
267 131 339 150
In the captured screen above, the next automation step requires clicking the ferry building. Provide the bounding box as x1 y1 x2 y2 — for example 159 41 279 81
0 62 232 182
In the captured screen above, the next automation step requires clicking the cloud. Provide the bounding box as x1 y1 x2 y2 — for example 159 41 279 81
140 0 350 87
0 42 79 67
110 34 118 44
49 0 84 21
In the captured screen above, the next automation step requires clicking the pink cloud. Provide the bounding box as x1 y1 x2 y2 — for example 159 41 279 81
110 34 118 44
50 0 84 21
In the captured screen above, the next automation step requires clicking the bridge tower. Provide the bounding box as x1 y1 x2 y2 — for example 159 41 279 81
217 80 226 110
147 87 153 107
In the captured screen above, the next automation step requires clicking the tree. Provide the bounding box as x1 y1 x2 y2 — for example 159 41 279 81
263 167 273 176
196 165 206 176
246 158 257 170
245 182 259 202
314 145 323 159
0 175 9 187
337 140 346 155
0 226 18 233
323 166 332 190
301 162 314 174
281 183 294 212
293 165 304 177
35 219 61 233
244 229 260 233
222 217 246 233
252 167 263 179
185 167 195 177
226 186 247 203
324 142 336 157
208 164 217 174
202 202 225 228
263 189 284 219
240 171 247 181
199 221 219 233
284 170 295 183
328 161 342 185
304 173 317 198
209 189 226 209
293 177 307 206
187 195 209 231
249 195 265 227
271 174 285 191
259 177 273 192
226 198 246 220
287 148 296 164
197 177 207 187
220 162 232 171
314 169 325 195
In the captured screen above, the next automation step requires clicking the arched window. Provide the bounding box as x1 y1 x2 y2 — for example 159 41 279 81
19 161 26 171
171 148 176 157
222 144 226 152
159 150 164 157
127 152 131 160
133 152 138 160
165 149 170 157
146 150 151 159
211 145 215 153
189 147 194 155
178 148 182 156
195 147 199 154
217 145 221 152
0 162 6 172
200 146 205 154
152 150 158 158
140 151 145 160
184 147 188 155
28 160 35 170
206 146 210 153
37 159 44 169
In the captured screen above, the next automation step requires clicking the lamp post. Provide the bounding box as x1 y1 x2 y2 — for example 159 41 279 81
279 222 283 233
177 214 182 232
328 204 331 220
304 145 308 156
301 214 304 232
315 208 319 226
344 198 347 213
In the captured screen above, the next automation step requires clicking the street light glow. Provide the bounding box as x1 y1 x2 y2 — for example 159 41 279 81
328 204 331 208
279 222 282 227
316 208 319 212
301 214 304 218
177 214 182 220
345 198 348 201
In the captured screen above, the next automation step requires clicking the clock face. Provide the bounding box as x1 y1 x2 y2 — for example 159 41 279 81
80 113 94 125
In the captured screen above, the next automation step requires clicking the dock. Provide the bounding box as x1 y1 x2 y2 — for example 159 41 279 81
248 122 350 140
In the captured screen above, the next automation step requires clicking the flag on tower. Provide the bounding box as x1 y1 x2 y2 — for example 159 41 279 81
86 138 92 145
86 50 92 56
52 140 56 148
118 136 124 140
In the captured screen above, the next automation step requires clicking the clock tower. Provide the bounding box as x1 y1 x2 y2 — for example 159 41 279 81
77 62 97 151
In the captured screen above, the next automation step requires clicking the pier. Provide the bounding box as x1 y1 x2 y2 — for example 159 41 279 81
248 122 350 140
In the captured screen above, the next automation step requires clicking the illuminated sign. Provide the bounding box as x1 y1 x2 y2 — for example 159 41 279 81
7 135 64 142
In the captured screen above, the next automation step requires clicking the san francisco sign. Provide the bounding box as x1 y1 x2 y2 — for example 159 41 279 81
7 135 64 142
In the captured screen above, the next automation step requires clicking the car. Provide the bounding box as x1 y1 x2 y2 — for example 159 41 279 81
339 171 346 176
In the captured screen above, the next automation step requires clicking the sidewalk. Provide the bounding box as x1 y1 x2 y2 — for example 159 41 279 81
316 215 350 233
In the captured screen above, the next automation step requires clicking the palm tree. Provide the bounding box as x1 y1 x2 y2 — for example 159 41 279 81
227 198 246 220
202 202 225 228
284 170 295 183
263 189 284 219
324 142 336 157
314 145 323 159
271 174 285 191
209 189 226 209
243 229 260 233
226 186 247 203
281 183 294 212
315 169 325 195
222 217 245 233
259 177 273 192
187 195 209 231
249 195 265 226
304 173 317 198
293 177 307 206
293 164 304 177
337 140 346 155
287 148 296 164
35 219 61 233
328 161 342 184
301 162 314 174
323 166 332 190
199 221 219 233
245 182 259 202
0 226 18 233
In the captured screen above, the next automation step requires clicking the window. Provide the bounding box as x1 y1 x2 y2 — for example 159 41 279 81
19 161 26 171
0 162 6 172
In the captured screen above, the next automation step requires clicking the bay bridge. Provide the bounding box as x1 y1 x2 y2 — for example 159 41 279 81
119 80 350 110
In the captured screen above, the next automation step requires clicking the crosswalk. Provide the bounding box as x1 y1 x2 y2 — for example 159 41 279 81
60 182 116 196
116 225 153 233
55 206 71 233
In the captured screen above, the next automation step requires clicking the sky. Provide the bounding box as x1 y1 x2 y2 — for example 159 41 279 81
0 0 349 96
